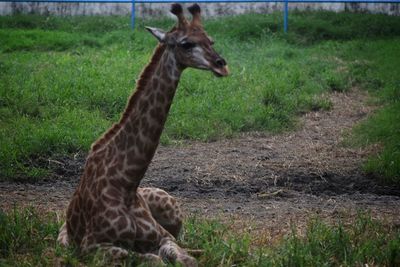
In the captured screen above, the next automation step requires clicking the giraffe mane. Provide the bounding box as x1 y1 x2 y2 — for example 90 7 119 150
91 44 167 152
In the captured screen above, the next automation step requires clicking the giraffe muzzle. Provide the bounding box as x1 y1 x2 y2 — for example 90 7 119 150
212 65 229 77
211 57 229 77
213 56 229 77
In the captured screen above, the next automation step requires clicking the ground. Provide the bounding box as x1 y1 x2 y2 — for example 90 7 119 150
1 88 399 242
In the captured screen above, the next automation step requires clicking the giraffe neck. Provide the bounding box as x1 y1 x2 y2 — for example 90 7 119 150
103 45 182 190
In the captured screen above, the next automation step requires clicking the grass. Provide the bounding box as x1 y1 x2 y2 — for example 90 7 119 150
353 102 400 183
0 12 399 182
342 40 400 183
0 207 399 266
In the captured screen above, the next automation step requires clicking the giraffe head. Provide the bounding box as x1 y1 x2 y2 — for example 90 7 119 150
146 3 229 77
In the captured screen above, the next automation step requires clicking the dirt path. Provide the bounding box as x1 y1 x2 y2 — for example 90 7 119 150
1 89 399 239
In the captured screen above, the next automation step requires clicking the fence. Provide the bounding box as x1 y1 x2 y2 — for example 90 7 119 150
2 0 400 32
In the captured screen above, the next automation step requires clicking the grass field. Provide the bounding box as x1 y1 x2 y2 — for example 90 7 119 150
1 10 400 267
0 208 399 266
0 12 399 182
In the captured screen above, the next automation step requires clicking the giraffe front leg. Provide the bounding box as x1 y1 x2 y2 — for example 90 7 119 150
158 238 198 267
57 222 69 247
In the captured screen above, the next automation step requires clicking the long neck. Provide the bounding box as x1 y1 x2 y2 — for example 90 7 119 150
97 45 182 189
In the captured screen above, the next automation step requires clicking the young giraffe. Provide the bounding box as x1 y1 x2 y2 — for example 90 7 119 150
57 3 228 266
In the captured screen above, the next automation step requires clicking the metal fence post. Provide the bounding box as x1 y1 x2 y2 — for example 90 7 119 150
284 0 288 33
131 0 135 29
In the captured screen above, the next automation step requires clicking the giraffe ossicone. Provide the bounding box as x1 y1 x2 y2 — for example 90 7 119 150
58 3 228 266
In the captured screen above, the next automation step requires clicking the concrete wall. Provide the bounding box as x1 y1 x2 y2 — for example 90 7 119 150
0 2 399 16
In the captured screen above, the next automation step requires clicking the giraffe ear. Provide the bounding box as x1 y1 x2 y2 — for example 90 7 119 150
145 26 166 43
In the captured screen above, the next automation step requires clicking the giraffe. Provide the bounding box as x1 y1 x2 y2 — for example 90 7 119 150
57 3 228 266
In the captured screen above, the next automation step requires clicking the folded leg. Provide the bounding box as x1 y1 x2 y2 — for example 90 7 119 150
138 187 183 238
158 238 197 267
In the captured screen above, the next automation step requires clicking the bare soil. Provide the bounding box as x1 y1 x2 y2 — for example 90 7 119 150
1 89 400 240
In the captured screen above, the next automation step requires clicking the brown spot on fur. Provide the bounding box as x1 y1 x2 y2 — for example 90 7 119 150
105 209 118 218
152 78 159 90
139 99 149 113
109 177 127 189
106 187 120 199
134 209 146 217
86 198 93 212
118 153 125 163
158 190 167 195
71 213 79 226
116 216 128 230
99 179 108 191
156 205 164 214
120 230 135 240
149 127 162 142
149 108 160 121
147 231 157 241
148 93 155 103
96 166 105 177
106 197 120 207
101 219 111 229
132 125 139 135
135 226 144 238
169 209 175 218
125 167 146 178
116 133 127 151
86 165 94 177
96 199 106 211
106 228 117 238
140 117 149 132
127 136 136 148
156 92 165 104
107 166 117 176
137 141 145 154
137 220 150 231
125 122 132 132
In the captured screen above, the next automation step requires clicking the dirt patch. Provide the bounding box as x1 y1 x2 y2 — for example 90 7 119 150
1 89 400 237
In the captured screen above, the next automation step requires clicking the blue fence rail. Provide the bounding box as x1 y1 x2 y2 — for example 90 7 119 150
2 0 400 32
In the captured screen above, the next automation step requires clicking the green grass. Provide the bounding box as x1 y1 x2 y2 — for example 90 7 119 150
340 40 400 183
352 102 400 183
0 12 399 181
0 208 399 266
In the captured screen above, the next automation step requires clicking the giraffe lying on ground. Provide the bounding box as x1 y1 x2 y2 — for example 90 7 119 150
58 187 183 242
57 3 228 266
58 187 184 261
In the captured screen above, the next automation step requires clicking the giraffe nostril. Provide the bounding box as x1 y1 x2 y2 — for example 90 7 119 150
215 58 226 68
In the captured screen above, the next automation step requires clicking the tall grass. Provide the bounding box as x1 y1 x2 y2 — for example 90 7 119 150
0 208 399 266
0 12 399 181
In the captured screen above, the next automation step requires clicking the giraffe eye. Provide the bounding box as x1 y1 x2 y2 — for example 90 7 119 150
179 41 196 50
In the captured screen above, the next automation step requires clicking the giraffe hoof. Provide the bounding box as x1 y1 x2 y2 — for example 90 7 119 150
186 249 204 257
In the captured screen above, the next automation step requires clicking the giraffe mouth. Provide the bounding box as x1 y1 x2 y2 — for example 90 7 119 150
212 65 229 77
